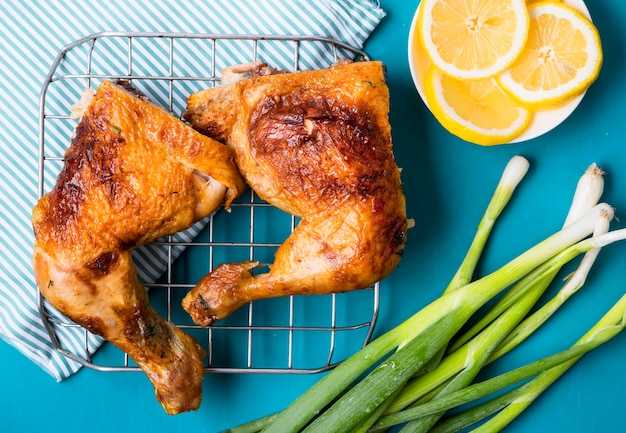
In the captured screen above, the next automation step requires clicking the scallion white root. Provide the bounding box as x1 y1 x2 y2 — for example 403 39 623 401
563 163 606 227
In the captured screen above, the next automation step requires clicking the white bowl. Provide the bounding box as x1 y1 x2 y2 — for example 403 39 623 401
408 0 592 144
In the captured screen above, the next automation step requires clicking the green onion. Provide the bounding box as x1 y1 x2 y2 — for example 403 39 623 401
444 155 529 293
366 156 531 420
385 257 559 416
428 292 626 433
380 166 608 431
368 292 626 431
262 215 604 433
224 157 626 433
488 212 610 363
411 155 529 380
446 162 605 354
223 415 277 433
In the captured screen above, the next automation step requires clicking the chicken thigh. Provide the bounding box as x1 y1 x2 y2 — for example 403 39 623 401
32 80 245 414
183 60 408 326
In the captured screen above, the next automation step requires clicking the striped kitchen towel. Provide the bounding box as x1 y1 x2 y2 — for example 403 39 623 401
0 0 385 381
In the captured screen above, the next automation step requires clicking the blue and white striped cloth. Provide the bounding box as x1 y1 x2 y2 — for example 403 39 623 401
0 0 385 381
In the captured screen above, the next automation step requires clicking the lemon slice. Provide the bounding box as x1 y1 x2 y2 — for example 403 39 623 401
424 66 532 146
497 2 602 107
526 0 559 4
417 0 530 79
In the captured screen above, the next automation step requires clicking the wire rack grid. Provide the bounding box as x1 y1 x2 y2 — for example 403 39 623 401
36 32 380 374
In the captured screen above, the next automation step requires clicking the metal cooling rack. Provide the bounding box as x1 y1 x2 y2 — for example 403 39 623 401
36 32 379 374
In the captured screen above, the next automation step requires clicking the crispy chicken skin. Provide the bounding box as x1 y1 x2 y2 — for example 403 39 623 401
32 80 245 414
183 61 408 326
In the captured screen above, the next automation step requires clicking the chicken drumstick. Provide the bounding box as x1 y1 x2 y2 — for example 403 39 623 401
183 61 408 326
32 80 245 414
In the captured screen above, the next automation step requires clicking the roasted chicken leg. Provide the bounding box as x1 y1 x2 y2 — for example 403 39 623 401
183 61 408 326
32 80 245 414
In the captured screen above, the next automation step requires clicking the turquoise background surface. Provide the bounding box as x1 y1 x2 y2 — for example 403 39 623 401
2 0 626 432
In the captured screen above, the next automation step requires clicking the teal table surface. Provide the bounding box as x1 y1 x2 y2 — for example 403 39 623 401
2 1 626 432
